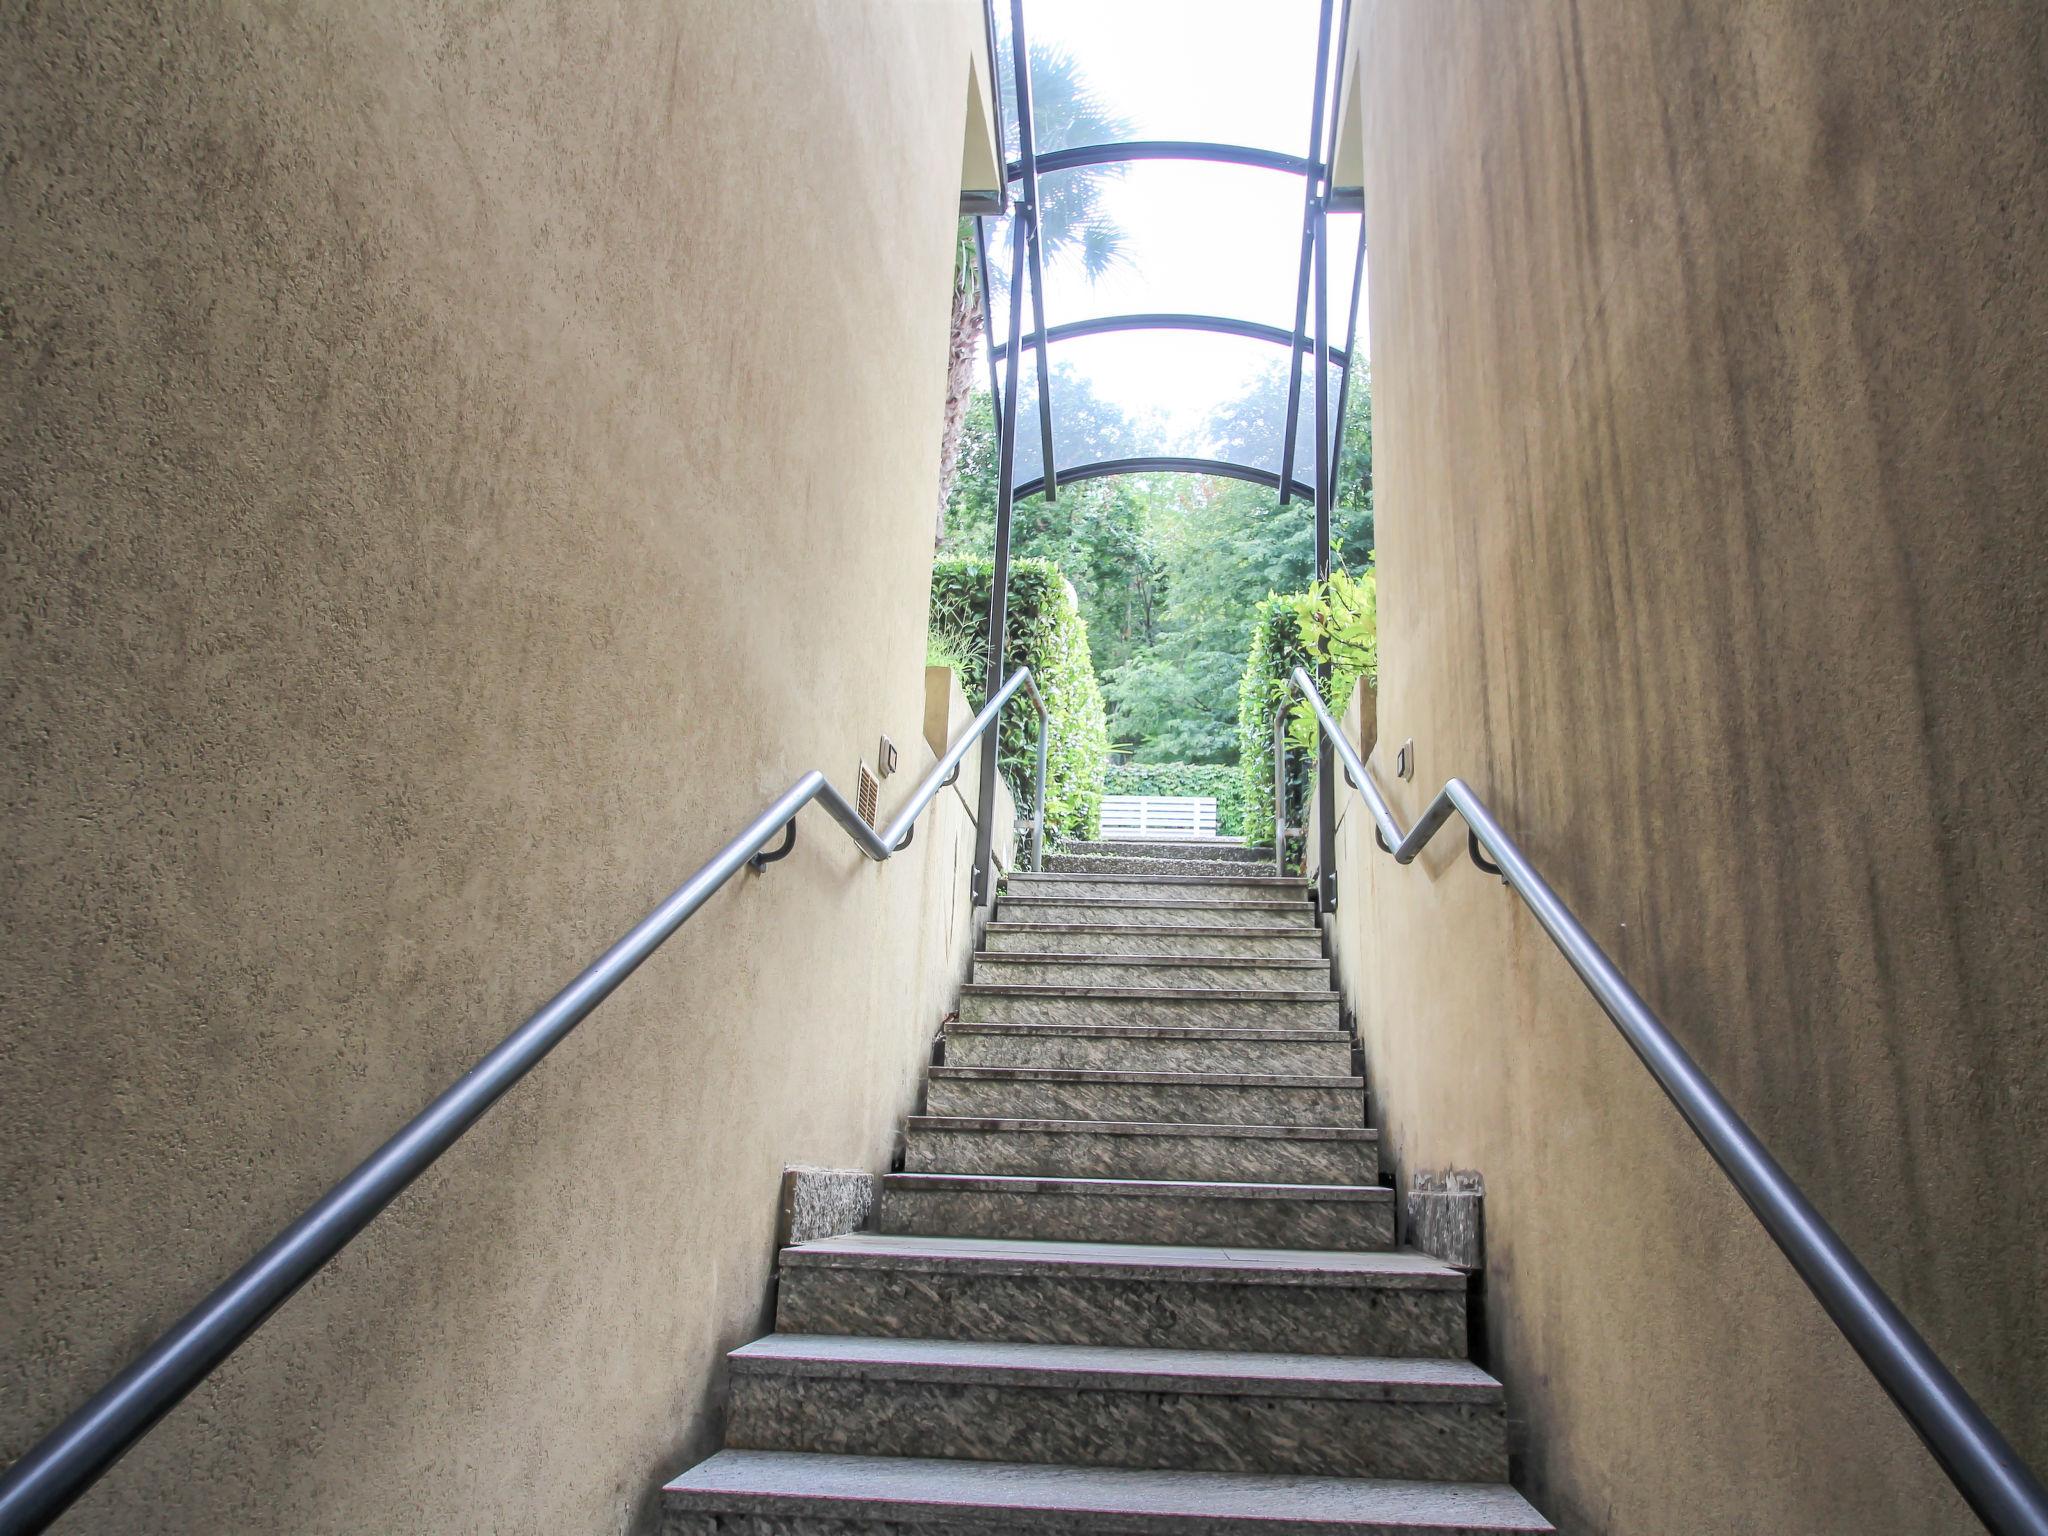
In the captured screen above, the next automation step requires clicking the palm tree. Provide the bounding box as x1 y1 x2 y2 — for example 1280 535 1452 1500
937 46 1131 531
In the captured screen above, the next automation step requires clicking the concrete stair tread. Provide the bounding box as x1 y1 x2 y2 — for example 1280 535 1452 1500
962 983 1339 1002
882 1172 1393 1205
978 952 1329 970
909 1114 1376 1142
986 921 1316 938
784 1232 1449 1284
733 1332 1499 1399
1066 839 1270 855
1009 872 1312 889
1047 855 1285 879
1001 895 1318 913
931 1066 1363 1090
665 1450 1553 1532
950 1021 1346 1041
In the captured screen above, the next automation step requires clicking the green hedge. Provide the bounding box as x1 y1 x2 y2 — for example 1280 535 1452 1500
929 556 1108 841
1101 763 1246 838
1236 569 1377 853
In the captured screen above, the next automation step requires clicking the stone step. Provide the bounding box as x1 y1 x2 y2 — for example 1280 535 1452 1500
905 1115 1379 1185
983 922 1324 958
724 1334 1506 1482
1066 838 1276 863
666 1451 1555 1536
973 953 1330 991
943 1021 1353 1075
926 1066 1363 1128
1046 852 1279 879
960 984 1340 1030
1007 872 1315 904
878 1172 1396 1250
998 896 1318 930
774 1235 1461 1357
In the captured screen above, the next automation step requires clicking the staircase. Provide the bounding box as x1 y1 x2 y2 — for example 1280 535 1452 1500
665 839 1552 1534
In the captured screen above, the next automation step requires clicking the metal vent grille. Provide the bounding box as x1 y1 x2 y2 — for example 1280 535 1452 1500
856 763 880 827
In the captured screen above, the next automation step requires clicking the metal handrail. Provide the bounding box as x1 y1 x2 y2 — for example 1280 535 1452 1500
1282 665 2048 1536
0 667 1048 1536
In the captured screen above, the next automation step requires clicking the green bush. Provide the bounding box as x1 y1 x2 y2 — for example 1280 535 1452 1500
1100 762 1246 838
1236 567 1377 853
929 556 1109 841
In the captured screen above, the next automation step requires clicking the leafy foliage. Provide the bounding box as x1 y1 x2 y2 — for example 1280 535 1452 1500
1236 566 1378 852
939 355 1376 777
928 556 1109 840
943 381 1164 683
1100 762 1246 838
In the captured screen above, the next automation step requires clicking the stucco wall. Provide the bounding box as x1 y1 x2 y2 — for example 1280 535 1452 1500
1331 4 2047 1533
0 3 1003 1532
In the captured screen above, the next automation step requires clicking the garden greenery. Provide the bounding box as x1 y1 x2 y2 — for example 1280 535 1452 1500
1100 763 1246 838
1236 566 1378 851
928 556 1109 841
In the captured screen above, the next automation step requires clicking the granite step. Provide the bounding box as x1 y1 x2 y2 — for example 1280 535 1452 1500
942 1021 1353 1074
1065 838 1276 863
905 1115 1378 1184
665 1451 1555 1536
1007 872 1315 904
878 1172 1397 1249
926 1066 1363 1128
774 1235 1461 1356
960 984 1340 1029
998 896 1319 930
973 954 1331 990
1046 852 1279 879
982 922 1324 958
724 1334 1506 1481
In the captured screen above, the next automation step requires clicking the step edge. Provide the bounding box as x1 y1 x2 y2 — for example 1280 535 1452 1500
929 1067 1364 1089
962 984 1339 1001
880 1173 1394 1202
662 1450 1554 1532
729 1334 1500 1400
907 1114 1377 1141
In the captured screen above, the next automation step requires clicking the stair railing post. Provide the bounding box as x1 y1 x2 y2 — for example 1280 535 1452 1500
1032 699 1048 870
972 0 1044 908
1312 192 1337 912
1272 704 1288 877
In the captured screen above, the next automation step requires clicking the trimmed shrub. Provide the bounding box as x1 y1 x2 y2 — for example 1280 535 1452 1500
1236 567 1377 853
929 556 1109 841
1100 762 1246 838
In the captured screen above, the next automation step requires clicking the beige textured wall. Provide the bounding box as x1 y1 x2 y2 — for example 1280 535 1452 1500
0 2 1002 1531
1330 3 2047 1533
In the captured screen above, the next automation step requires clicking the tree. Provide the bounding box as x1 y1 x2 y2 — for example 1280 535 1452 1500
942 375 1162 683
936 47 1131 529
1099 362 1374 762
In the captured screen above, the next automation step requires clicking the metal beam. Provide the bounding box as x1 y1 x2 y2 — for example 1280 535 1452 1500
1276 0 1338 506
1012 455 1315 504
988 312 1350 368
971 213 1032 906
1327 216 1368 512
974 217 1003 423
1006 0 1055 502
1312 197 1337 913
1010 139 1313 180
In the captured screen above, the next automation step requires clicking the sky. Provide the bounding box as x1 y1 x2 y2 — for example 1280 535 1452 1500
987 0 1367 455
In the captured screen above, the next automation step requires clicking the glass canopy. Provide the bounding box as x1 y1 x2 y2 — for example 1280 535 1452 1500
979 0 1362 509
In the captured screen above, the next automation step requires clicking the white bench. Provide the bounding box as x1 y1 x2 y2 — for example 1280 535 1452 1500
1098 794 1219 841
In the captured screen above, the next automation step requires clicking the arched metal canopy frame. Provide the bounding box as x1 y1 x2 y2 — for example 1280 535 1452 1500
980 134 1363 511
1011 455 1315 505
988 312 1349 370
1008 139 1312 180
970 0 1358 917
